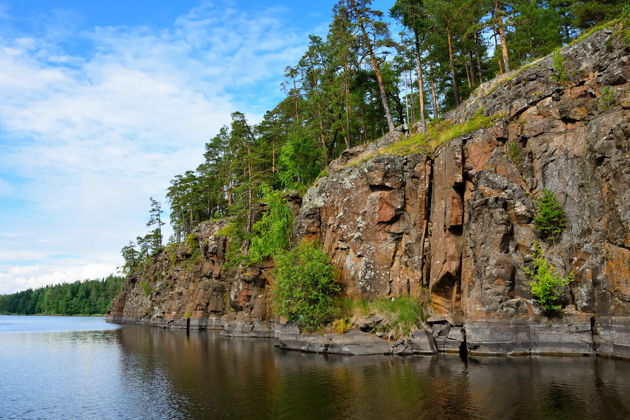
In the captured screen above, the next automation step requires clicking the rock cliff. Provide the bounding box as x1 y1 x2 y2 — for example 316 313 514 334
108 26 630 358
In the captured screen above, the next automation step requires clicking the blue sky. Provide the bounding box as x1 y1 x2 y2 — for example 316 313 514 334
0 0 395 294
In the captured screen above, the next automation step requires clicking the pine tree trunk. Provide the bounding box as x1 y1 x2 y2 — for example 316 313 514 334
446 23 460 105
493 31 504 74
429 60 439 119
495 1 511 72
344 71 351 148
414 31 426 133
465 62 472 89
474 32 483 83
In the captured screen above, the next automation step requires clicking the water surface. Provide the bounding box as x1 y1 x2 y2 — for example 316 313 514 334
1 315 630 419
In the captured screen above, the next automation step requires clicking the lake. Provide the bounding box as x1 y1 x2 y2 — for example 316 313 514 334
1 315 630 419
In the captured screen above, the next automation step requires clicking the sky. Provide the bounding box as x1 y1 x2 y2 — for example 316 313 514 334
0 0 395 294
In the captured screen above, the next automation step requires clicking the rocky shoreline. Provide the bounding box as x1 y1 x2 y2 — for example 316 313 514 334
107 313 630 359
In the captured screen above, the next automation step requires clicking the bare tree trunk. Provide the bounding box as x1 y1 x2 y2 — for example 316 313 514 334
414 32 426 133
407 70 415 122
446 23 460 105
428 60 439 119
493 31 504 74
293 79 300 121
468 51 477 85
465 62 473 89
474 32 484 83
344 69 351 149
495 1 511 72
431 79 439 119
272 141 276 174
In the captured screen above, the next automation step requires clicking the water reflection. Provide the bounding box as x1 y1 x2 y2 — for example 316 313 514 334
2 320 630 419
114 327 630 419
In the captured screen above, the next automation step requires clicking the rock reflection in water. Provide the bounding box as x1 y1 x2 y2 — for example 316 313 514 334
115 326 630 419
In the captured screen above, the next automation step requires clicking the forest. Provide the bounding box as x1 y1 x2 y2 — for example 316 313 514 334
121 0 627 271
0 275 124 315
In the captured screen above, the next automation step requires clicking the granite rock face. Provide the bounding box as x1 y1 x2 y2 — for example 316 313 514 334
292 26 630 358
107 219 273 330
295 153 431 298
108 27 629 358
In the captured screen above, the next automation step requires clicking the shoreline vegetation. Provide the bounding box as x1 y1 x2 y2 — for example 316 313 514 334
0 276 123 316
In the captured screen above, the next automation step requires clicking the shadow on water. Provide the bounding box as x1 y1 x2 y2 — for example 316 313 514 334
112 326 630 420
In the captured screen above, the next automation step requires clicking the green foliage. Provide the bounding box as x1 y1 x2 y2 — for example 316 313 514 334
380 110 502 157
165 242 178 266
146 197 165 250
184 233 200 258
345 296 425 339
139 280 152 297
121 241 141 274
272 240 340 330
372 296 425 338
0 275 123 315
551 48 568 83
278 126 323 189
524 242 574 312
216 219 249 269
534 188 567 240
598 86 618 113
249 186 293 263
507 142 523 166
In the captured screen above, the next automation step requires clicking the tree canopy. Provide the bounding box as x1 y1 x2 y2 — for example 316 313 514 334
0 275 123 315
120 0 626 266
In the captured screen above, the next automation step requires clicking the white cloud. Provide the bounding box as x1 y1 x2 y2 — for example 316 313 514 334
0 2 311 294
0 263 119 294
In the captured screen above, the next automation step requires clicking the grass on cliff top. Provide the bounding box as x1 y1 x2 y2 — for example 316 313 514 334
377 110 502 158
569 18 626 47
343 111 502 169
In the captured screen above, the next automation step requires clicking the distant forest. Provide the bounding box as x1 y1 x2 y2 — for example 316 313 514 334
122 0 627 272
0 275 123 315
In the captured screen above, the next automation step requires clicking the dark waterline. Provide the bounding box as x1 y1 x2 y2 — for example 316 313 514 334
1 316 630 419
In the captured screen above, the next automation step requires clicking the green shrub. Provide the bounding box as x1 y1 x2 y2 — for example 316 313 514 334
598 86 617 113
184 233 200 258
216 219 249 268
524 242 574 312
249 186 293 263
534 188 567 240
139 280 152 297
507 142 523 166
551 48 568 83
272 240 340 330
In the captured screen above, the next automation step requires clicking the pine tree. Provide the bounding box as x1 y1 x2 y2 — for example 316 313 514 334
342 0 397 132
534 188 567 240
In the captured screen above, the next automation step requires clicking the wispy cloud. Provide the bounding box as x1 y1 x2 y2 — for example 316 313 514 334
0 2 310 293
0 263 119 294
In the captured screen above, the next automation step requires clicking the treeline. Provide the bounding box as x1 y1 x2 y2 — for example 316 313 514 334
0 275 124 315
122 0 626 268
